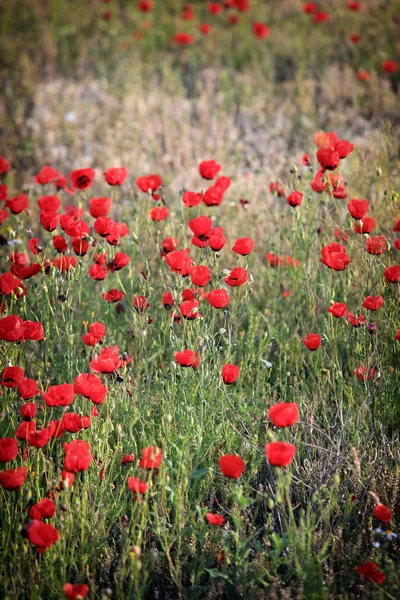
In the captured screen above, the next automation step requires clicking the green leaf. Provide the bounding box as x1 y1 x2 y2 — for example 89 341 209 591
188 467 212 480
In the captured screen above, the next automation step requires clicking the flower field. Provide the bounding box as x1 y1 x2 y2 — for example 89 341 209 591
0 1 400 599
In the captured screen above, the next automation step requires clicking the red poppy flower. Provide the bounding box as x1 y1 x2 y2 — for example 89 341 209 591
206 513 225 526
72 237 89 257
28 427 52 448
202 185 224 206
0 438 18 462
42 383 74 407
90 197 112 218
313 11 329 22
384 265 400 283
1 365 24 388
0 466 27 490
320 243 351 271
199 160 221 180
102 288 125 303
354 217 376 234
224 267 248 287
139 446 162 469
348 198 369 220
11 262 41 280
107 252 130 273
128 477 149 497
191 265 211 287
63 583 89 600
253 23 270 39
0 273 22 296
302 333 321 351
286 191 303 207
89 264 108 281
0 209 8 225
349 33 360 44
162 291 174 309
5 194 29 214
221 364 240 384
208 228 227 251
265 442 296 467
133 295 149 313
38 195 61 212
0 315 25 342
182 191 202 207
150 206 169 221
166 250 194 276
268 403 299 427
29 498 56 521
180 300 201 319
207 2 222 14
16 421 36 441
234 0 250 10
90 346 123 373
357 70 371 82
362 296 383 311
327 302 348 318
103 167 128 186
302 2 318 13
26 520 59 553
208 289 230 309
63 439 92 472
382 60 398 74
354 366 377 381
136 174 162 194
347 1 361 10
172 32 195 45
348 313 365 328
74 373 108 404
311 168 327 193
174 349 201 368
53 236 68 253
219 454 245 479
137 0 153 11
40 211 59 232
232 237 254 256
0 156 10 174
20 402 37 419
0 184 8 200
199 23 211 34
356 562 386 584
365 236 386 255
70 168 95 190
373 503 392 522
82 322 106 346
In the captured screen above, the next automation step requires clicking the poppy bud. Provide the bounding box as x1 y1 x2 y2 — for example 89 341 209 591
367 323 377 334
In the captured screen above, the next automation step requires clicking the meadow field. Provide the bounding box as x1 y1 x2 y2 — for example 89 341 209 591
0 1 400 598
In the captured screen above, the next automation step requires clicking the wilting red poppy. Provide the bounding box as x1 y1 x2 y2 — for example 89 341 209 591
42 383 74 407
348 198 369 220
0 466 27 490
0 438 18 462
63 583 89 600
219 454 245 479
265 442 296 467
207 513 225 526
382 60 398 74
365 236 386 255
253 23 270 39
327 302 348 318
356 562 386 584
139 446 162 469
348 313 365 328
232 237 254 256
208 289 230 308
29 498 56 521
222 364 240 384
286 191 303 207
103 167 128 186
362 296 383 311
70 168 95 190
26 520 59 553
302 333 321 351
63 439 92 472
172 32 195 45
174 349 201 368
224 267 248 287
133 295 149 313
384 265 400 283
199 160 221 180
373 503 392 522
128 476 148 498
268 403 299 427
354 366 377 381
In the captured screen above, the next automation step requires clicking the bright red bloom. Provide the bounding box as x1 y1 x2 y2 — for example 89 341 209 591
28 427 52 448
224 267 248 287
53 236 68 253
311 168 327 193
182 191 202 207
150 206 169 221
348 198 369 220
0 315 25 342
232 237 254 256
268 403 299 427
172 32 195 45
354 217 376 234
199 160 221 180
327 302 348 318
219 454 245 479
313 11 329 23
138 1 153 11
20 402 37 419
384 265 400 283
103 167 128 186
89 264 108 280
42 384 74 407
208 2 222 14
316 148 340 170
1 366 24 388
357 70 371 82
0 272 22 295
354 366 377 381
191 265 211 287
38 195 61 212
382 60 398 74
174 350 201 368
128 477 148 497
40 211 59 232
208 228 227 251
265 442 296 467
320 243 351 271
202 186 224 206
50 256 76 272
302 333 321 351
133 295 149 313
206 513 225 526
180 300 201 319
302 2 318 13
90 197 112 218
365 236 386 255
107 252 130 273
0 466 27 490
286 191 303 207
70 168 95 190
136 174 162 194
199 23 211 35
90 346 123 373
208 288 230 308
0 438 18 462
139 446 162 469
162 291 174 309
253 23 270 39
102 288 125 303
26 520 59 553
373 503 392 522
356 562 386 584
221 364 240 384
29 498 56 521
5 194 29 214
63 439 92 473
82 322 106 346
348 313 365 328
166 250 194 276
362 296 383 311
0 156 10 174
63 583 89 600
74 373 108 404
